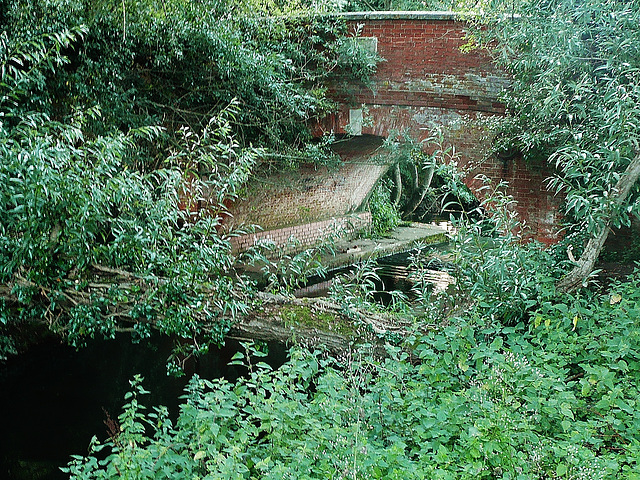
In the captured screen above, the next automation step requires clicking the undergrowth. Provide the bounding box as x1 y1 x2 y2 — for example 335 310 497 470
65 273 640 479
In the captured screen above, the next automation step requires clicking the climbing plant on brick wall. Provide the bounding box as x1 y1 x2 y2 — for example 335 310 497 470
479 0 640 291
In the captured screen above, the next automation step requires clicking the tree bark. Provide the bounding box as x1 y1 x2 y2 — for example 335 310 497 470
391 162 402 207
557 152 640 293
403 163 436 217
228 292 414 356
0 271 416 357
555 221 612 293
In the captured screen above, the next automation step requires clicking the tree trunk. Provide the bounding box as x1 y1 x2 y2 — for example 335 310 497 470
555 222 612 293
228 292 414 356
0 271 415 357
557 152 640 293
403 163 436 217
391 162 402 207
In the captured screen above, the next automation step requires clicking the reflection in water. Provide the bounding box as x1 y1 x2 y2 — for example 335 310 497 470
293 247 456 302
0 333 287 480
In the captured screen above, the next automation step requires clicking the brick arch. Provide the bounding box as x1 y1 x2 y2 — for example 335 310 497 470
316 12 562 244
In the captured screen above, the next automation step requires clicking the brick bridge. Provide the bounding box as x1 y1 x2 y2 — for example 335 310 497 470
316 11 562 245
228 12 562 253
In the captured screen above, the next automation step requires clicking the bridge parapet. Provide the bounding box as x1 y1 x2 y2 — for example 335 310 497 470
336 11 508 115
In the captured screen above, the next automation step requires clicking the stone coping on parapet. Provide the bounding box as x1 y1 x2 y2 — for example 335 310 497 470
321 221 450 270
237 221 450 280
333 11 467 21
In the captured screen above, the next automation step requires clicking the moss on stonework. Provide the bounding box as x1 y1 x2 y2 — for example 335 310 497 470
279 305 355 336
417 232 447 246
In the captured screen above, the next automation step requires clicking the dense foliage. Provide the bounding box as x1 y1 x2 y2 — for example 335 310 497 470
1 0 377 157
381 131 476 222
0 91 258 367
478 0 640 290
4 0 640 477
343 0 485 13
65 275 640 478
450 181 559 325
368 181 401 236
0 0 378 362
487 0 640 229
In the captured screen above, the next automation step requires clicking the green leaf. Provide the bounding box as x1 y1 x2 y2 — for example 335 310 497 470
556 463 568 477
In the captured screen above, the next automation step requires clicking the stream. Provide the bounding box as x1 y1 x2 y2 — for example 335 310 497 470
0 333 287 480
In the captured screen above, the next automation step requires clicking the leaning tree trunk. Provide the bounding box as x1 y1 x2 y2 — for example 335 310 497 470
403 163 436 217
391 162 402 207
557 152 640 293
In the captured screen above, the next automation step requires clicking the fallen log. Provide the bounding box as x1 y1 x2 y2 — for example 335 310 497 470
228 292 416 355
0 266 420 358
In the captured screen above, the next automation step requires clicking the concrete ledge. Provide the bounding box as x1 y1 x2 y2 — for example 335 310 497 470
321 222 449 270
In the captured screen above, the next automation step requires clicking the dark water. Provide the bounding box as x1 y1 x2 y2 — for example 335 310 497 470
0 334 287 480
294 248 453 303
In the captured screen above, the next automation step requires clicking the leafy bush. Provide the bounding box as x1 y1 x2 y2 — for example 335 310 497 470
329 258 385 312
0 104 258 362
449 178 560 324
473 0 640 291
0 26 258 361
251 238 331 295
1 0 380 163
0 0 379 360
368 181 401 237
65 274 640 478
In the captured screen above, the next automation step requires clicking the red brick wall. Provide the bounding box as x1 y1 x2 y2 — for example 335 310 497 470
343 13 507 113
230 212 372 254
226 137 384 254
317 12 562 244
463 155 562 245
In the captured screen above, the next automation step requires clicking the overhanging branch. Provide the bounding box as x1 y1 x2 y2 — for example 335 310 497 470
1 267 419 356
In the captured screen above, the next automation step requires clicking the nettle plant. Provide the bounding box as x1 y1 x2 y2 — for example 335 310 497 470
65 276 640 478
448 176 560 325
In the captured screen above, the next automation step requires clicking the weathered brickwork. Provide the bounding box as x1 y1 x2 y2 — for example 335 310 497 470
341 13 508 113
226 136 387 253
225 13 562 248
227 160 387 232
230 212 372 254
316 12 563 244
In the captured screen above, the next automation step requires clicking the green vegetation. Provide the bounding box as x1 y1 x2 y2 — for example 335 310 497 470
368 181 402 237
479 0 640 291
0 0 377 363
450 180 558 325
343 0 486 12
1 0 377 156
65 281 640 478
383 130 477 223
2 0 640 477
